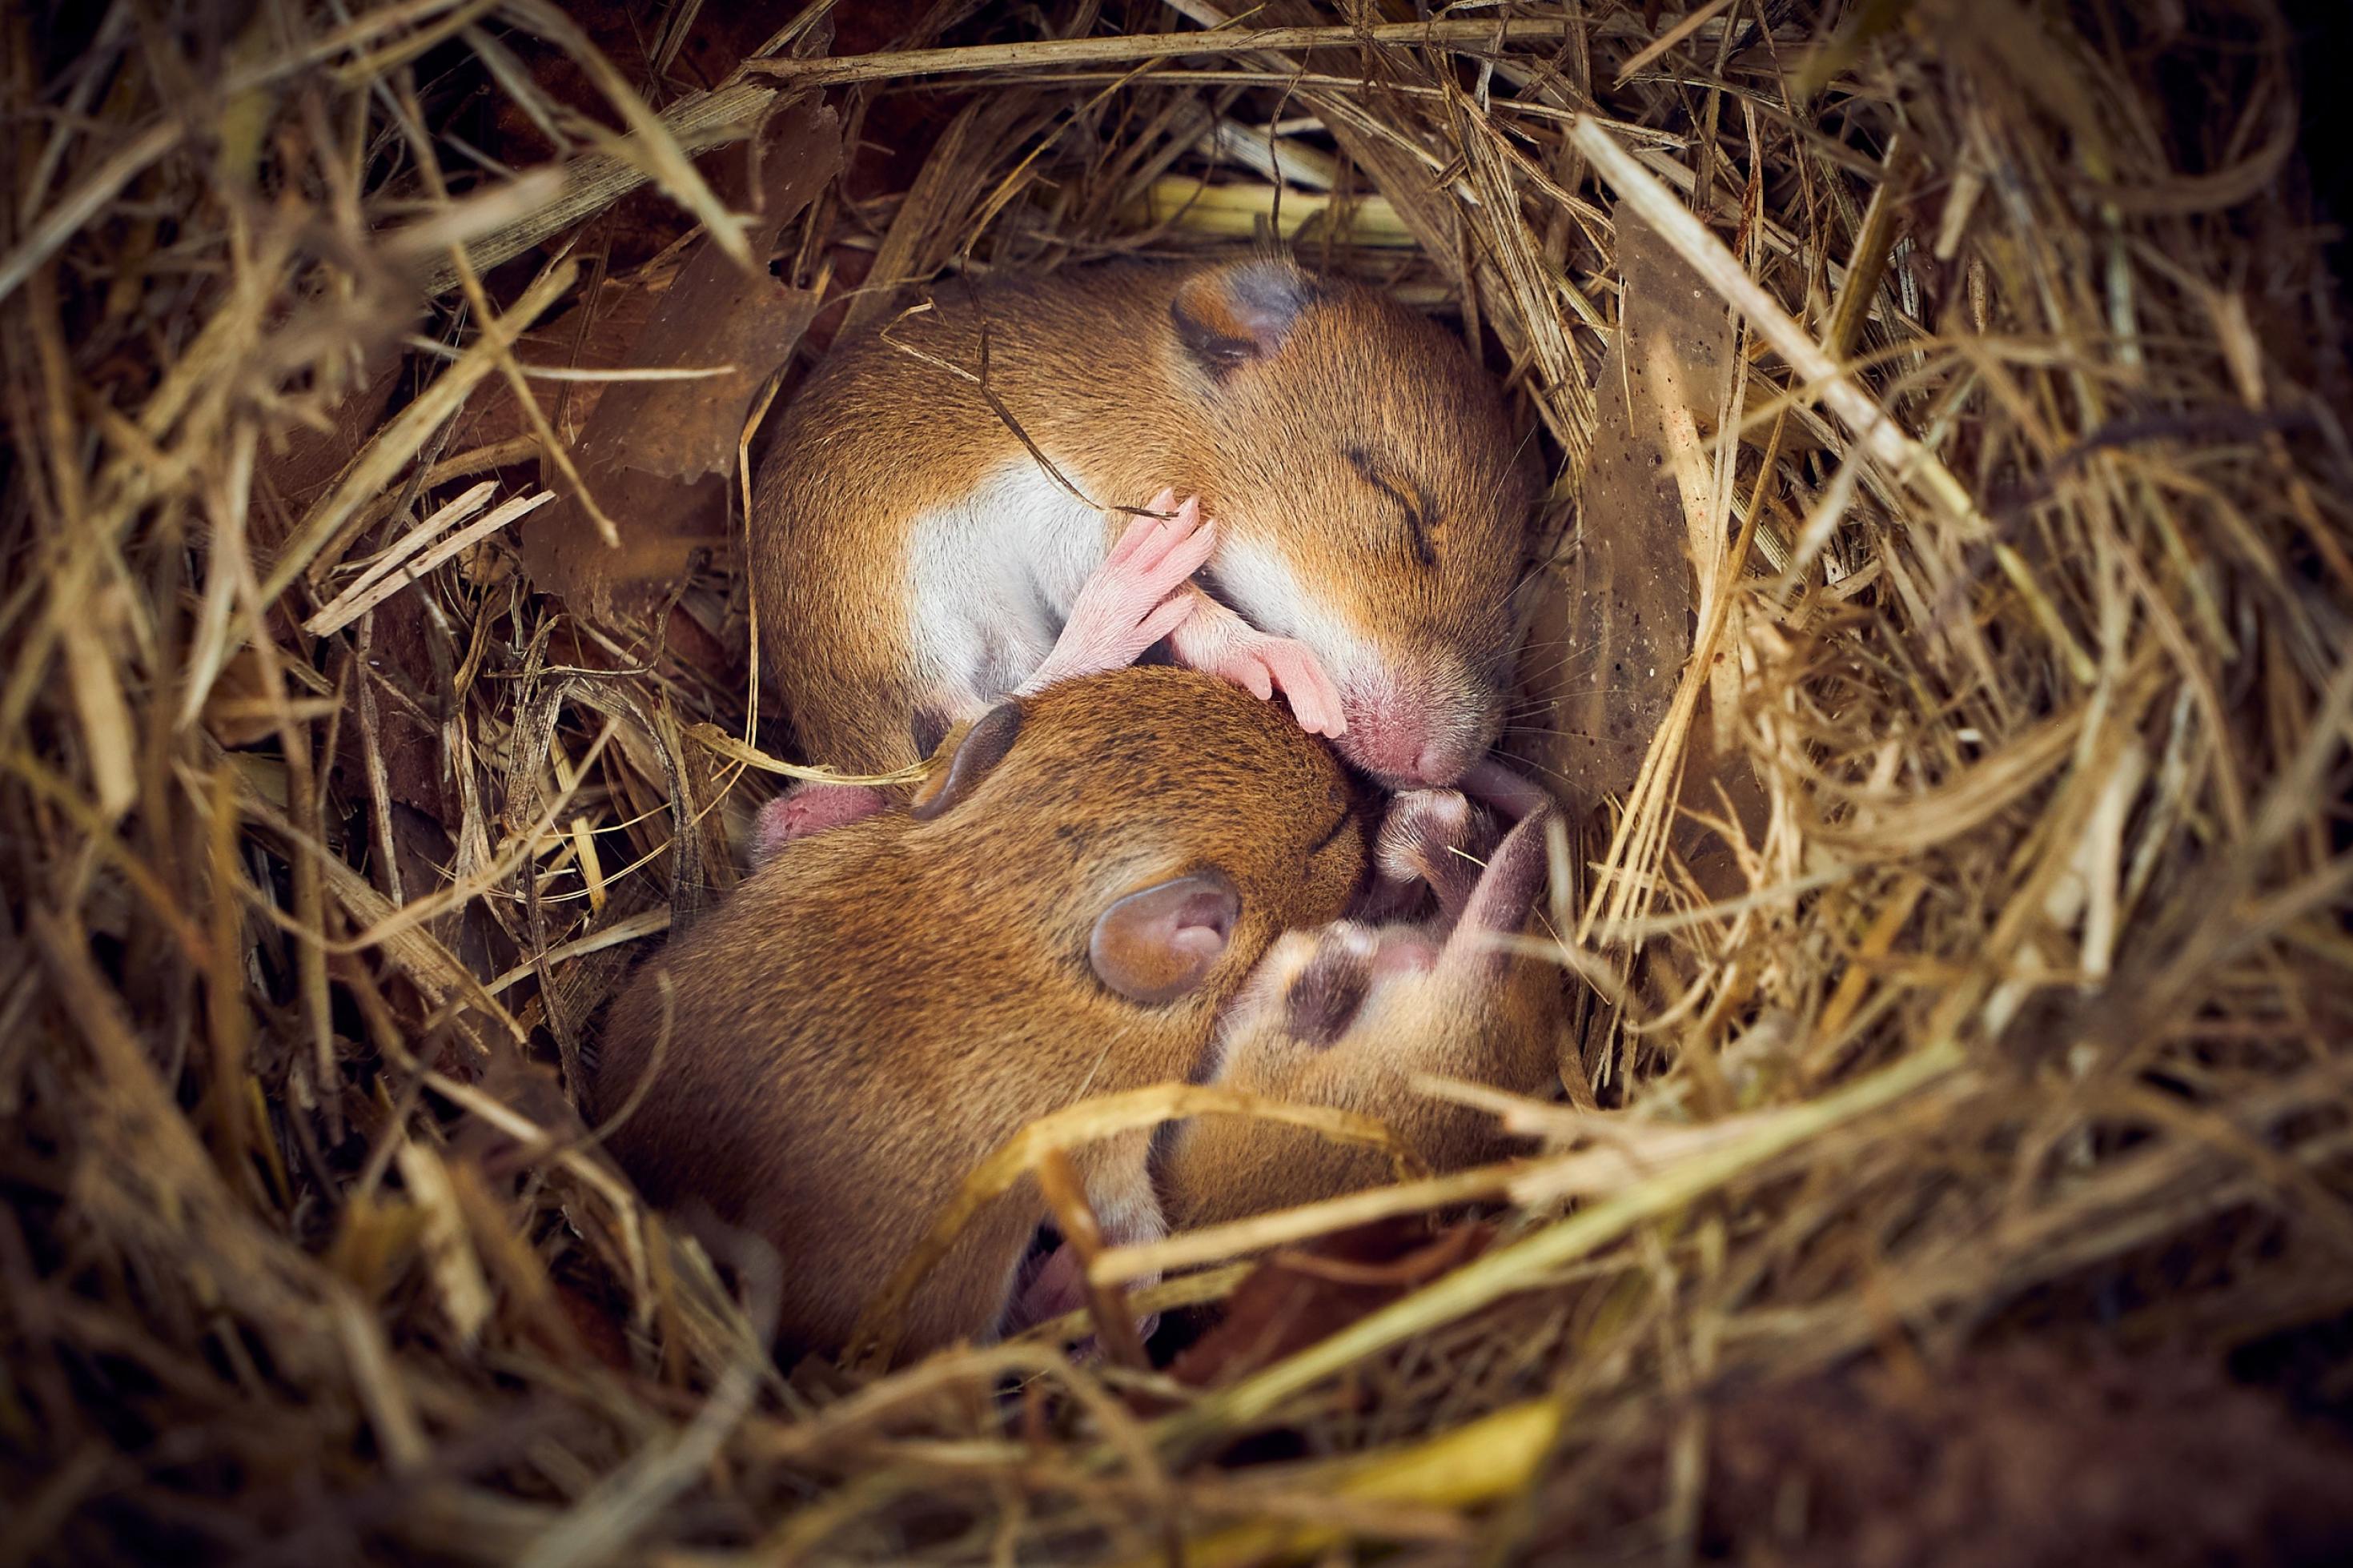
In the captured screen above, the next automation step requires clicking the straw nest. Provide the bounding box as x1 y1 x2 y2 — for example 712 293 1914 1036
6 1 2352 1562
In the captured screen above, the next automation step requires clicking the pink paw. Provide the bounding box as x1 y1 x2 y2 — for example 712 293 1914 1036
751 781 885 864
1018 490 1215 696
1168 604 1347 737
1002 1241 1160 1354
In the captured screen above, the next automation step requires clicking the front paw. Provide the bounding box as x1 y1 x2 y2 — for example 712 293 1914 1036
1017 491 1215 695
1369 788 1500 920
1168 613 1346 737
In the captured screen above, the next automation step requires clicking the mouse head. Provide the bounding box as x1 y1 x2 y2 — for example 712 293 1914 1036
908 665 1369 1013
1166 257 1537 788
1207 795 1561 1088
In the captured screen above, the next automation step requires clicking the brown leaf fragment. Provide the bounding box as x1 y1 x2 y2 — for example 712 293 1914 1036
523 465 733 612
256 348 406 516
521 102 841 614
1524 210 1726 806
573 102 841 482
1165 1219 1492 1392
460 275 658 450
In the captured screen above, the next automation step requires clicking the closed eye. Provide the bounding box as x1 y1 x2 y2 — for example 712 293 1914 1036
1308 807 1353 856
1343 446 1438 567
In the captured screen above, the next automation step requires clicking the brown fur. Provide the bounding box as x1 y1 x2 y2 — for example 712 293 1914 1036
750 257 1532 776
592 668 1365 1357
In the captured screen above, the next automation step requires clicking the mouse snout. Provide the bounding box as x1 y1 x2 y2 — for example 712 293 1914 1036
1336 699 1430 781
1336 672 1498 788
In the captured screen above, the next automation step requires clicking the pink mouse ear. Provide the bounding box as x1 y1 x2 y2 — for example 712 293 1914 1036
1441 806 1557 971
1170 259 1325 377
1087 871 1241 1004
909 700 1023 820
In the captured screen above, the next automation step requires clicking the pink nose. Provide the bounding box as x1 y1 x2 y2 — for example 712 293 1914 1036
1339 703 1472 786
1339 704 1423 778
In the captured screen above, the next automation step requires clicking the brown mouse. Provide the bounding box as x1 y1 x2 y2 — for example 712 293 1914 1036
749 255 1536 832
591 665 1366 1358
1158 793 1565 1229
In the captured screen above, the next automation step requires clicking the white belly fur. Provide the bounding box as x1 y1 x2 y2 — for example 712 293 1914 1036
905 457 1109 716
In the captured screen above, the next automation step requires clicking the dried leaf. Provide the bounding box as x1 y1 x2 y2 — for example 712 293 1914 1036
576 102 842 481
522 103 842 612
1524 210 1721 805
1166 1220 1492 1393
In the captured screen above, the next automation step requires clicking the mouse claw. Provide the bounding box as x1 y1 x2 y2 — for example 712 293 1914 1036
1018 497 1215 695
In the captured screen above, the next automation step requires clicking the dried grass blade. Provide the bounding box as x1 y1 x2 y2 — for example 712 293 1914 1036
497 0 752 271
1150 1039 1967 1455
302 489 555 638
265 260 576 605
1122 1398 1562 1568
58 594 137 821
1571 116 2097 683
418 83 778 295
745 19 1570 89
1612 0 1735 86
1037 1146 1151 1369
1094 1165 1515 1287
513 1353 763 1568
0 118 181 308
322 480 496 598
681 723 928 788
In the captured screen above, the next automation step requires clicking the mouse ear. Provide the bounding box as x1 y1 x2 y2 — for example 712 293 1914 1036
1441 807 1557 968
909 700 1022 820
1088 870 1240 1004
1170 260 1324 378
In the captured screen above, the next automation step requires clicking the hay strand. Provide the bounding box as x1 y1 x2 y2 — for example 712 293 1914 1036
5 1 2352 1561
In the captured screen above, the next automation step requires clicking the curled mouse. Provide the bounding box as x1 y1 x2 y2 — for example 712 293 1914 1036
591 666 1366 1358
1159 794 1564 1229
750 255 1536 842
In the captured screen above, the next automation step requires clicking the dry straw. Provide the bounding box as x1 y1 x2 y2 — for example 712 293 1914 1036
3 1 2351 1562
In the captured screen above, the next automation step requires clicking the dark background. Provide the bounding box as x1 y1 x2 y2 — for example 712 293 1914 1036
2285 0 2352 309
